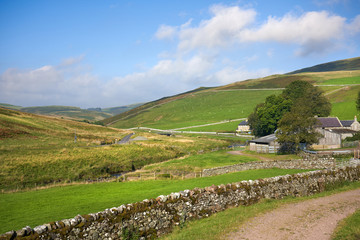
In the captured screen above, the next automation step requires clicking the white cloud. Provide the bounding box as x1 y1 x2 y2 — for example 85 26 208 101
347 15 360 34
240 11 346 56
177 5 256 51
156 5 356 56
0 57 102 107
155 25 177 40
212 67 273 85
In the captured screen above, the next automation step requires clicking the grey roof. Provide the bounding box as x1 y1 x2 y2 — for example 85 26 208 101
340 120 354 127
328 129 357 134
316 117 342 128
238 120 248 126
250 134 277 144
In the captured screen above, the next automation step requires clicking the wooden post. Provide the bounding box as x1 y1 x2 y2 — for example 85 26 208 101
154 172 156 180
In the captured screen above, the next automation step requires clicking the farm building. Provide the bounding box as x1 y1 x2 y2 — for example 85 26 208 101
237 120 250 132
249 134 280 153
313 116 359 149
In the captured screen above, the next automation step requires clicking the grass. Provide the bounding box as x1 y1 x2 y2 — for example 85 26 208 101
182 121 241 132
161 181 360 240
142 149 259 172
327 85 360 120
110 89 282 129
319 76 360 85
0 168 311 234
0 108 234 191
332 209 360 240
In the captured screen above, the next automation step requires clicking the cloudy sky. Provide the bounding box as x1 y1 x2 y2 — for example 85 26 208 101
1 0 360 108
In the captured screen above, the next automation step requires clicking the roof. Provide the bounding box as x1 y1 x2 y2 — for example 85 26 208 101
238 120 248 126
250 134 277 144
327 129 358 134
340 120 354 127
316 117 342 128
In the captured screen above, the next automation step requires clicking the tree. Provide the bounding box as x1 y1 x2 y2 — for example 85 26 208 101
276 104 322 153
356 91 360 111
248 95 292 137
282 80 331 117
248 80 331 137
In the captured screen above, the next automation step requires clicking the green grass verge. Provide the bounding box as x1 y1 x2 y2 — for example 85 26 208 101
332 209 360 240
0 168 310 234
162 181 360 240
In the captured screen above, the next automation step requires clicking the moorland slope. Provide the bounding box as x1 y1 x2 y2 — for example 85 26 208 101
103 57 360 131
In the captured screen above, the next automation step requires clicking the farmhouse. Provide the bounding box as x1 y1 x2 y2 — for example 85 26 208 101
249 116 360 152
249 134 280 153
237 119 250 132
313 116 359 149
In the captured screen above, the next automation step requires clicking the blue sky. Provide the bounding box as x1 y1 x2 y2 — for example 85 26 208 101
1 0 360 108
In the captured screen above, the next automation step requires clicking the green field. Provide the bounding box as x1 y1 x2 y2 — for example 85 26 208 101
0 168 311 234
319 76 360 85
327 85 360 120
0 108 234 191
180 121 241 132
142 150 258 172
111 90 282 129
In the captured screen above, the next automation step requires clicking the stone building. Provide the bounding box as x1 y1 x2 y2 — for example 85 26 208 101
312 116 359 149
249 134 280 153
237 119 250 132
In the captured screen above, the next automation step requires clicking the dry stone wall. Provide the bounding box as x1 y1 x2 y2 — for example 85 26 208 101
1 163 360 240
202 158 336 177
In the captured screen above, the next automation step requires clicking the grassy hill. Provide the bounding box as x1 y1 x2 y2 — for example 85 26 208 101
0 107 235 191
0 104 143 122
20 105 113 121
288 56 360 74
104 70 360 131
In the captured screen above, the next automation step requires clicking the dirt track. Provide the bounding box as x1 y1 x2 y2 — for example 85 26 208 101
226 188 360 240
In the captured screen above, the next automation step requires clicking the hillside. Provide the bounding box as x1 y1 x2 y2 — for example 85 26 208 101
0 107 235 191
103 57 360 131
288 56 360 74
0 104 143 122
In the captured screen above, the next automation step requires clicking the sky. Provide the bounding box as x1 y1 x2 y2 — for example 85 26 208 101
0 0 360 108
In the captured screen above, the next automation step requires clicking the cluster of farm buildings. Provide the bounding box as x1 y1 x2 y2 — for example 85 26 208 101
237 116 360 153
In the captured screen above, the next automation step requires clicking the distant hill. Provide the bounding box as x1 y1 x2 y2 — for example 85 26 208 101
20 105 113 122
0 104 143 122
0 103 22 110
102 103 144 115
288 56 360 74
102 57 360 130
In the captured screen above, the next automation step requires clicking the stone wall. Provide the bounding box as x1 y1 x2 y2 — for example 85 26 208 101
2 164 359 240
202 158 336 177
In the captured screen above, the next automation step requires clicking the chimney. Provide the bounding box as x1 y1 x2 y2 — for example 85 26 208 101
355 115 358 123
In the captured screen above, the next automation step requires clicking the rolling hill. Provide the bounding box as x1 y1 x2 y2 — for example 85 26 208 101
288 56 360 74
103 57 360 131
0 103 143 122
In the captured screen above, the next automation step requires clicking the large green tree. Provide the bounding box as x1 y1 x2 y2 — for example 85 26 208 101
248 80 331 137
248 95 292 137
282 80 331 117
276 104 322 153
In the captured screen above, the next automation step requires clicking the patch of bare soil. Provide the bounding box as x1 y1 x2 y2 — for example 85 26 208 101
226 188 360 240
